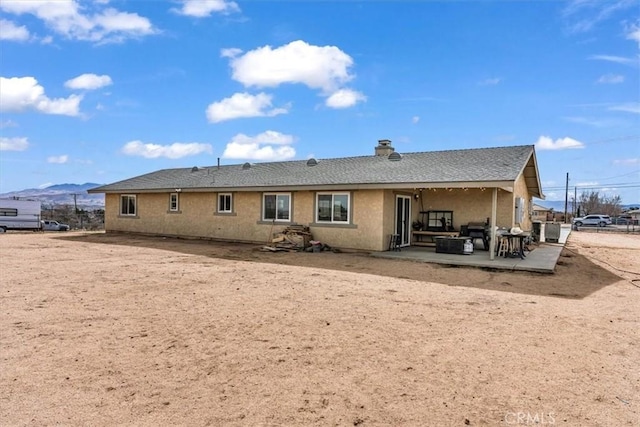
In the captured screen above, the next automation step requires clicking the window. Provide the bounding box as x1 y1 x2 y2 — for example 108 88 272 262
169 193 179 211
120 195 136 216
0 208 18 217
317 193 350 223
218 193 233 213
263 193 290 221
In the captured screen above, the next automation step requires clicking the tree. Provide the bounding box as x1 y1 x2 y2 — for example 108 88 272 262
577 191 622 216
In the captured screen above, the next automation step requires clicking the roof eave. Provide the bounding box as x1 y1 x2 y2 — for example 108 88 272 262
516 147 544 199
90 180 517 194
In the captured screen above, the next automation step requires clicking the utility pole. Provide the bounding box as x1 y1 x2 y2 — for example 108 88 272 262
72 193 82 229
574 186 577 217
564 173 569 224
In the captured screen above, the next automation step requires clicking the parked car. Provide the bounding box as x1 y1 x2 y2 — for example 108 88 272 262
572 214 612 227
41 220 70 231
612 216 638 225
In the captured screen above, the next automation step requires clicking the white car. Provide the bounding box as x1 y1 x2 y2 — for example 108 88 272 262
573 214 612 227
41 220 70 231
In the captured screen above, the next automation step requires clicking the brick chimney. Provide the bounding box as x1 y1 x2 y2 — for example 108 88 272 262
375 139 394 156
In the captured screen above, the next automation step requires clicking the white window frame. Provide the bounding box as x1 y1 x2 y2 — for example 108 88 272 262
263 193 291 222
316 192 350 224
169 193 179 212
217 193 233 213
120 194 136 216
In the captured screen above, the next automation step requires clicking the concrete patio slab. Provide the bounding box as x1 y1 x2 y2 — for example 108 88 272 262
371 225 572 274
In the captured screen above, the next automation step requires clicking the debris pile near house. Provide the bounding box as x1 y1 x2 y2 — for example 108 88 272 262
262 224 314 252
305 240 333 253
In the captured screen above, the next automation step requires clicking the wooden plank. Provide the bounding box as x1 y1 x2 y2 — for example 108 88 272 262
412 242 436 247
412 231 459 237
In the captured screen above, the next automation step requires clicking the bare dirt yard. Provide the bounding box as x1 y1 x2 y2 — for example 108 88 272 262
1 231 638 426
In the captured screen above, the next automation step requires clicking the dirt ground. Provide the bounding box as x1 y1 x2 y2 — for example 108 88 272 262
1 231 638 426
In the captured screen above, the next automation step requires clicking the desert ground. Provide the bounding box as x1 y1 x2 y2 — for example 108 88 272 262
1 231 638 426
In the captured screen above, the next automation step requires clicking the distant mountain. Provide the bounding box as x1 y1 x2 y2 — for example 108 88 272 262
0 183 105 209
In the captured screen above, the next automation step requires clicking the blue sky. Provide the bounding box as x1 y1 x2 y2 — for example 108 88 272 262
1 0 638 204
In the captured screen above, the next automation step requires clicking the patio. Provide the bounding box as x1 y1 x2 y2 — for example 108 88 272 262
372 225 572 274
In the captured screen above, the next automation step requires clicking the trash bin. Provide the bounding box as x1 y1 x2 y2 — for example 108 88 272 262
532 221 541 242
545 222 561 243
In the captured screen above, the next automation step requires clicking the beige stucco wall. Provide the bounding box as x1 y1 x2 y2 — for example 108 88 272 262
513 172 533 230
413 188 514 230
105 190 389 251
309 190 386 251
106 192 273 243
104 182 533 252
532 210 548 221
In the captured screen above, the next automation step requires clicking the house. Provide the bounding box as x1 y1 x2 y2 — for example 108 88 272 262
531 203 567 222
89 141 544 253
624 209 640 224
531 204 552 222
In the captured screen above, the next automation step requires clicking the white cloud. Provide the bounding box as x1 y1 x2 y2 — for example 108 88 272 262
412 116 420 124
223 131 296 161
64 73 113 90
325 89 366 109
479 77 501 86
226 40 355 93
222 40 365 109
544 191 561 201
0 76 82 116
220 47 242 58
613 158 639 165
588 55 637 66
0 119 18 129
575 181 599 187
609 102 640 114
38 182 54 189
206 92 288 123
563 0 636 33
596 74 624 84
625 21 640 47
47 154 69 164
0 19 30 41
121 141 213 159
0 136 29 151
0 0 156 43
172 0 239 17
232 130 294 145
534 135 585 150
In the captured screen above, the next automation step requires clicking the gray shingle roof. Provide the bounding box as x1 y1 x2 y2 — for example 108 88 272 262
89 145 537 193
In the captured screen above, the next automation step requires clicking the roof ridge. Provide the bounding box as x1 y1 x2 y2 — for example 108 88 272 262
196 144 535 170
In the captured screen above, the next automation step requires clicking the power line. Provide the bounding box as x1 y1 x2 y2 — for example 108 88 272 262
544 183 640 190
575 170 640 181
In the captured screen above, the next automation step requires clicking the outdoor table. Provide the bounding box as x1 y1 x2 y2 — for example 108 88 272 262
499 232 530 259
